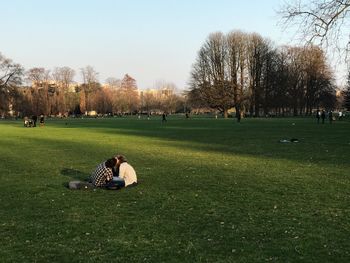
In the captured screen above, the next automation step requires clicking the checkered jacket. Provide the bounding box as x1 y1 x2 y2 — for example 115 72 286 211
90 162 113 187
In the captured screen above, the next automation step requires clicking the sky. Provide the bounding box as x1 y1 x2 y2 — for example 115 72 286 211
1 0 345 89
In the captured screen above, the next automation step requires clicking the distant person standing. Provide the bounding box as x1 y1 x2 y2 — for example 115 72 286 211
32 115 37 127
235 104 242 123
236 110 241 123
321 110 326 124
162 112 167 122
39 115 45 127
328 111 333 124
338 111 343 120
316 110 321 124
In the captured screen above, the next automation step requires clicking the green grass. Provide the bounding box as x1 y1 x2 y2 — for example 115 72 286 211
0 116 349 262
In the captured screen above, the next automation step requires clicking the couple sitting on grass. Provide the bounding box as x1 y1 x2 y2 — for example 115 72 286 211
90 155 137 190
69 155 137 190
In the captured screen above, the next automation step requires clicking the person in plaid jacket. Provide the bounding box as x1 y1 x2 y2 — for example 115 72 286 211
89 158 117 187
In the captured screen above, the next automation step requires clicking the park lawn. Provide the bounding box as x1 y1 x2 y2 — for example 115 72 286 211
0 116 349 262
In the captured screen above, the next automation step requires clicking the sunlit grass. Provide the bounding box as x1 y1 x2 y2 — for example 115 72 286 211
0 117 349 262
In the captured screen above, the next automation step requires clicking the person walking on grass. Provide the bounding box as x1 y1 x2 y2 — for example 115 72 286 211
106 155 137 189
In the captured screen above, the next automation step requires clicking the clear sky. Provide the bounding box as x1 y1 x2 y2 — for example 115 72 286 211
0 0 327 90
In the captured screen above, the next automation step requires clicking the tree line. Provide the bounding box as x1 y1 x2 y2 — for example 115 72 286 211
0 53 185 117
2 28 348 118
188 31 339 117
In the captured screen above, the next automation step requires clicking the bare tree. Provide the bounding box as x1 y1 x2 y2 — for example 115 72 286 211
31 68 50 111
272 47 291 115
105 77 121 89
273 45 336 115
279 0 350 59
261 48 279 116
153 81 181 113
51 67 76 114
52 67 75 91
342 70 350 109
80 66 99 112
189 30 336 116
226 31 248 118
0 53 23 89
246 33 271 116
187 88 209 111
140 90 157 113
190 32 236 118
26 67 50 87
302 45 332 113
26 67 52 115
93 87 113 114
0 53 24 115
119 74 140 113
81 66 98 85
111 88 124 114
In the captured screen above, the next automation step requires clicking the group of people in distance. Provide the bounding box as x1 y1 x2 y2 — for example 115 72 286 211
24 115 45 127
316 109 344 124
89 154 137 190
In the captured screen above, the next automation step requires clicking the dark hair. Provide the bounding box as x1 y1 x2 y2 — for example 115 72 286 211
105 158 117 168
116 155 127 164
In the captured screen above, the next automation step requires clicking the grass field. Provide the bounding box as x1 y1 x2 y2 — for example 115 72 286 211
0 116 349 262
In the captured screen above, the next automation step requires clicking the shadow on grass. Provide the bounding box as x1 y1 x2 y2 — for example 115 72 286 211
60 168 90 188
47 117 350 168
60 168 89 180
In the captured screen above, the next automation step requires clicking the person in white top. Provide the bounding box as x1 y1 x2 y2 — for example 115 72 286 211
106 155 137 189
338 111 343 120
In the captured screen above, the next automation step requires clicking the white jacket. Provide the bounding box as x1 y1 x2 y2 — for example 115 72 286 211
119 162 137 187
